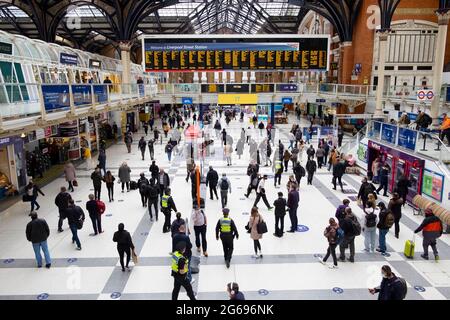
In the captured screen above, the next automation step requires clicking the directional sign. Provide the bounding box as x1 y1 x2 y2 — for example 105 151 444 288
398 127 417 151
417 90 434 101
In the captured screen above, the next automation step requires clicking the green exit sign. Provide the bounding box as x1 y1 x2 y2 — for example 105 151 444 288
0 41 12 55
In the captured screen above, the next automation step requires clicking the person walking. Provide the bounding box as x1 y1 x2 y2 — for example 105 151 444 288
86 194 103 235
396 175 411 206
206 166 219 200
316 145 325 169
338 208 360 263
332 157 346 192
318 218 339 269
148 138 155 161
247 207 264 258
388 193 403 238
306 145 315 161
65 199 85 250
214 120 222 139
161 188 177 233
245 172 260 198
97 149 107 176
54 186 72 232
118 162 131 193
165 140 174 162
218 173 232 209
224 143 233 166
376 202 394 254
146 179 159 221
91 167 103 201
172 224 193 280
273 192 287 237
376 163 390 197
358 177 377 209
104 170 115 202
216 208 239 268
273 159 283 187
113 223 136 272
369 265 406 300
26 212 51 268
64 161 76 192
138 137 146 160
157 168 170 198
253 175 273 210
283 149 291 172
137 173 149 207
124 132 133 153
171 212 186 238
363 202 378 253
414 208 443 261
306 159 317 185
25 180 45 213
149 160 159 181
293 161 306 185
191 205 208 257
171 242 196 300
286 183 299 233
236 138 245 160
335 199 350 224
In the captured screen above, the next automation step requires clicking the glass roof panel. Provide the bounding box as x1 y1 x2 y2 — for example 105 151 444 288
0 6 29 18
158 2 202 17
65 5 104 17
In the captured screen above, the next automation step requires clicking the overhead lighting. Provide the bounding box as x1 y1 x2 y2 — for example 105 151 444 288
21 133 26 138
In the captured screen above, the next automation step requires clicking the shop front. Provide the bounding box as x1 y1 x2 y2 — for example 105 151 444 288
0 136 27 200
367 140 424 204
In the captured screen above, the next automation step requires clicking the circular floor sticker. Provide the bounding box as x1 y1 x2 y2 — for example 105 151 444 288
141 232 149 236
110 292 122 299
414 286 426 292
242 212 249 215
37 293 49 300
258 289 269 296
3 259 14 264
297 225 309 232
105 214 113 217
313 254 323 258
332 287 344 294
67 258 78 263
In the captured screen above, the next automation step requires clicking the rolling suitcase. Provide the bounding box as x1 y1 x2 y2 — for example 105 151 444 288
404 235 415 259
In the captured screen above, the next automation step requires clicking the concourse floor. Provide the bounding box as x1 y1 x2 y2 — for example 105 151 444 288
0 114 449 300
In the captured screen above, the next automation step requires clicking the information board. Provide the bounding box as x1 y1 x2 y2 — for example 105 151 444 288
398 127 417 151
143 35 329 72
422 169 444 202
42 85 70 111
381 123 397 144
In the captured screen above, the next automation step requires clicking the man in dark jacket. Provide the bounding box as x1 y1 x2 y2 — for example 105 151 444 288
332 158 346 192
146 179 159 221
138 137 146 160
376 163 390 197
369 265 405 300
306 159 317 185
149 160 159 181
54 186 72 232
293 162 306 185
339 208 358 263
396 175 411 207
137 173 149 207
227 282 246 300
206 166 219 200
414 208 443 261
65 199 85 250
171 242 196 301
98 149 107 176
273 192 287 237
148 139 155 160
124 132 133 153
306 145 315 161
286 183 300 233
86 194 102 235
158 168 171 198
216 208 239 268
91 167 103 200
161 188 177 233
26 212 51 268
335 199 350 223
388 193 403 238
358 177 377 209
245 172 260 198
172 224 193 281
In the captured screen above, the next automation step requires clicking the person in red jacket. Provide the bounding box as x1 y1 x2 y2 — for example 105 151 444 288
414 208 443 261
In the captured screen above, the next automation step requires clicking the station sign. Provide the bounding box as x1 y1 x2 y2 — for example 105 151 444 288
181 97 193 105
60 52 78 66
397 127 417 151
0 41 12 55
89 59 102 69
276 84 298 92
282 97 293 104
417 90 434 101
218 94 257 105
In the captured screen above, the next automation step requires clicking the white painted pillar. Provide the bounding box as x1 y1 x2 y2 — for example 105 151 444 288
193 72 200 83
250 71 256 83
375 31 389 116
229 71 235 83
201 72 207 83
431 12 450 126
214 72 219 83
119 42 132 94
222 72 227 83
242 71 248 83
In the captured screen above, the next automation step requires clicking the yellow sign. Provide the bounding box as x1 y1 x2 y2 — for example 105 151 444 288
218 94 258 105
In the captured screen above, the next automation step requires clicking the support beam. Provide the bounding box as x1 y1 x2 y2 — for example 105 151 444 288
375 31 389 116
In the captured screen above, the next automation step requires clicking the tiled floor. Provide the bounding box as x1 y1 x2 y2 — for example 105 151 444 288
0 114 448 300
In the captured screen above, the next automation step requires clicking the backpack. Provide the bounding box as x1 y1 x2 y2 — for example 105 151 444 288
96 200 106 214
166 144 173 153
300 166 306 177
385 212 395 228
335 228 344 245
148 185 159 198
395 277 407 300
365 212 377 228
220 179 229 190
350 217 362 236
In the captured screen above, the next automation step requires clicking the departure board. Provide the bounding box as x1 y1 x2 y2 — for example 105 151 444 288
143 36 329 72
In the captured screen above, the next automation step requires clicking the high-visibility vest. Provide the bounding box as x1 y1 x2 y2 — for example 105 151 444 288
161 195 170 208
171 251 188 273
423 220 442 232
220 217 232 233
275 160 282 170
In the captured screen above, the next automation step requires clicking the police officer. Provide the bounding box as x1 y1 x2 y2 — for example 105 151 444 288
215 208 239 268
161 188 177 233
171 241 196 300
273 159 283 187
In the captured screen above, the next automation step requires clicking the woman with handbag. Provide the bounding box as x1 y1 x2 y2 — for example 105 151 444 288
113 223 136 272
64 161 77 192
247 207 265 259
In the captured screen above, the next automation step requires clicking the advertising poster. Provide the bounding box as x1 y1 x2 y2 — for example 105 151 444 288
398 127 417 151
72 85 92 106
381 123 397 144
422 169 444 202
357 143 368 164
93 85 108 103
42 85 70 111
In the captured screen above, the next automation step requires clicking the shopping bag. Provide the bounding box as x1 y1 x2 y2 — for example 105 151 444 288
73 180 78 187
132 250 139 264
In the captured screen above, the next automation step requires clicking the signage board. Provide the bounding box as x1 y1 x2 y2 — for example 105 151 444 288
42 85 70 111
282 97 293 104
381 123 397 144
0 41 13 55
218 94 257 105
398 127 417 151
89 59 102 69
60 52 78 65
422 169 444 202
181 97 193 105
357 142 368 164
277 84 298 92
417 90 434 101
